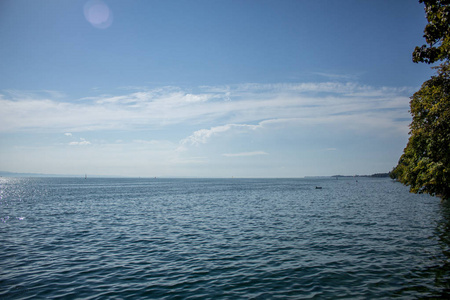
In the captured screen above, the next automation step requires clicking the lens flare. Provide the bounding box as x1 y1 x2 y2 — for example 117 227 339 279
84 0 113 29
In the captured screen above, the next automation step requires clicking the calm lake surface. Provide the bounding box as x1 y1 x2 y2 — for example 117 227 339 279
1 177 450 299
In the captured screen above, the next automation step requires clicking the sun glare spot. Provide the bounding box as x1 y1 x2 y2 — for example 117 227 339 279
84 0 113 29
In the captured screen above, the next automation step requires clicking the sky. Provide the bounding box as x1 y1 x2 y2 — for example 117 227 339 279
0 0 437 178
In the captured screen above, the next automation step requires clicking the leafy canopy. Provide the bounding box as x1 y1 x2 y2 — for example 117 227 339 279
392 0 450 200
413 0 450 64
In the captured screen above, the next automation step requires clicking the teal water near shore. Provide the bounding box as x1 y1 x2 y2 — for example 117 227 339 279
1 177 449 299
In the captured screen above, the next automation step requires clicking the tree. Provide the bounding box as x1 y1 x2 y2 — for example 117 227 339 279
392 0 450 200
413 0 450 64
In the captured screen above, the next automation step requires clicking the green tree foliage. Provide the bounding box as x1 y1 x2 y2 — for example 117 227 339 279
393 66 450 199
393 0 450 200
413 0 450 64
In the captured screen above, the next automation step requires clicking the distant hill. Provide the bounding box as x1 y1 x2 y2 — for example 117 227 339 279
369 173 390 178
332 173 390 178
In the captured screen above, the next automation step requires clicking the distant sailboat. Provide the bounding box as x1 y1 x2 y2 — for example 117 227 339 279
85 174 87 180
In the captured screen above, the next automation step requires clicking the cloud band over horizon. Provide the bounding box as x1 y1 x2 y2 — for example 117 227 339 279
0 81 415 177
0 81 413 134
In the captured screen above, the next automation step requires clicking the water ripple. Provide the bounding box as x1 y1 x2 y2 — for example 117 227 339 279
0 177 447 298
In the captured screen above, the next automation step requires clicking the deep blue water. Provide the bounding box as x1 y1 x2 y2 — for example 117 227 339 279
1 177 450 299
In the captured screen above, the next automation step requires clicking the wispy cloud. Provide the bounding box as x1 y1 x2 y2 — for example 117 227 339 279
223 151 268 157
313 72 361 81
0 82 413 134
69 138 91 146
179 123 260 147
42 90 66 99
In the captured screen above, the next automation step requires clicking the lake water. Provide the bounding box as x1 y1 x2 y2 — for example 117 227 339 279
1 177 450 299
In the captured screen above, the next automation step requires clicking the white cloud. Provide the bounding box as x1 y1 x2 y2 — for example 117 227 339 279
223 151 268 157
313 72 360 81
179 123 260 147
176 118 309 153
69 138 91 146
42 90 66 99
0 82 413 135
183 93 214 103
0 82 415 178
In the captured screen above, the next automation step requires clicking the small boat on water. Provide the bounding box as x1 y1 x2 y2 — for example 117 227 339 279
315 186 322 189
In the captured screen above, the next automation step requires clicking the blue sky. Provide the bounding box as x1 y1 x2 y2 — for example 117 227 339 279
0 0 436 177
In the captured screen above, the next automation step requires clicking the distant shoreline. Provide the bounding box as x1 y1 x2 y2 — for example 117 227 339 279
1 171 390 179
331 173 390 178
